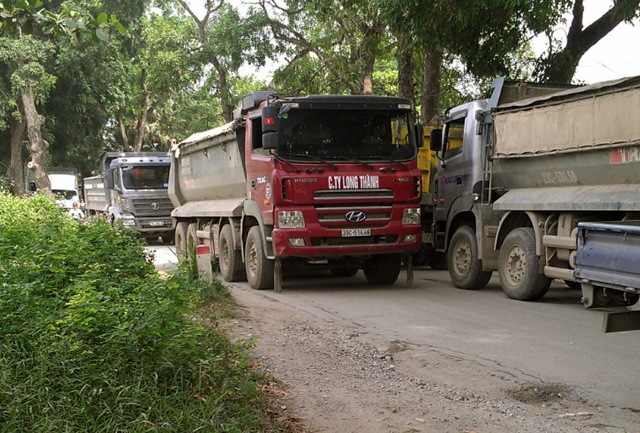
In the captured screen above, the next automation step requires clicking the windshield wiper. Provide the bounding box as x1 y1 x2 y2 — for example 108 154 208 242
280 153 337 169
328 156 375 169
273 153 302 172
369 155 408 170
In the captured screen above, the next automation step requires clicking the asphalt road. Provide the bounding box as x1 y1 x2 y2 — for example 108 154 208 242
147 244 639 414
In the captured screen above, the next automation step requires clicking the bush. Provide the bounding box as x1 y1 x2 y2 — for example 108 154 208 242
0 193 286 432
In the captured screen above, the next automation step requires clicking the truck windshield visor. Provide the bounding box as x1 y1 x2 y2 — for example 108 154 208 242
276 109 416 162
122 165 170 190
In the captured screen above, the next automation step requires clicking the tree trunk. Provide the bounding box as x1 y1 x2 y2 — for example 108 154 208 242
8 107 26 196
420 46 443 125
397 30 414 99
362 51 374 94
117 108 129 149
540 0 640 83
133 73 150 152
21 88 51 197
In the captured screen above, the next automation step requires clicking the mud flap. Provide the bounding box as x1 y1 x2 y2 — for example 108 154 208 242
603 310 640 333
274 258 282 293
406 253 413 286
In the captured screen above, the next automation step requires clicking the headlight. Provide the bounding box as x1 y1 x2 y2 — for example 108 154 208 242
278 210 305 228
402 207 421 225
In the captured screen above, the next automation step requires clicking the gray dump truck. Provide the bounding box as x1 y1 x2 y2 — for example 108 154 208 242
428 75 640 330
84 152 174 242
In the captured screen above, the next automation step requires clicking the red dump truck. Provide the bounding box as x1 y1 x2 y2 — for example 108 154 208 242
169 92 424 290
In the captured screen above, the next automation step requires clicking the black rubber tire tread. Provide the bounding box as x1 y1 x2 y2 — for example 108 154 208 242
448 225 492 289
363 254 401 285
245 226 274 290
498 227 551 301
219 224 244 282
174 221 189 260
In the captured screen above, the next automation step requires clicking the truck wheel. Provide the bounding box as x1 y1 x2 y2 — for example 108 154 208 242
363 254 401 285
498 227 551 301
245 226 274 290
219 224 244 282
329 259 359 277
448 225 492 289
175 222 189 260
187 223 198 251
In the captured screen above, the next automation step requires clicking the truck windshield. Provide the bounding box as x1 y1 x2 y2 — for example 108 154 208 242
276 109 416 162
122 165 170 190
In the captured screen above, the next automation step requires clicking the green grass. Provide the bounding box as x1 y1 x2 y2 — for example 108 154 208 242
0 193 296 432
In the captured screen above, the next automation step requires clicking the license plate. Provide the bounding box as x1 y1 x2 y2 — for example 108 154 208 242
149 221 165 227
341 228 371 237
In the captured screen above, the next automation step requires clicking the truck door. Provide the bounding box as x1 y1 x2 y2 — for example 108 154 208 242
434 110 468 224
245 113 275 225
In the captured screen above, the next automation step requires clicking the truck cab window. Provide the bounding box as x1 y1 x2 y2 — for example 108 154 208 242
278 110 416 161
121 166 170 190
443 117 465 160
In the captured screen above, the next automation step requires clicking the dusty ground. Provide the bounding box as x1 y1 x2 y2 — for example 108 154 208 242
223 286 636 433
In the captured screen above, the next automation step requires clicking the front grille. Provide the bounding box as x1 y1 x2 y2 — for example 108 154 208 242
310 234 399 247
131 198 174 216
316 205 392 228
312 189 395 229
314 189 394 200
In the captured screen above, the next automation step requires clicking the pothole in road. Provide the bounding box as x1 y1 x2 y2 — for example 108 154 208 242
507 383 580 405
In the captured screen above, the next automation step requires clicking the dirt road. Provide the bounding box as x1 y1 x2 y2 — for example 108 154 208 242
226 269 640 433
146 245 639 432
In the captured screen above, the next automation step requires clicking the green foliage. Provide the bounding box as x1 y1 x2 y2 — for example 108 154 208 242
0 193 288 432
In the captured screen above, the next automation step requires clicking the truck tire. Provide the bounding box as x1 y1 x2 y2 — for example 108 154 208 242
187 223 198 251
363 254 401 285
219 224 244 282
245 226 274 290
175 221 189 260
448 225 492 289
498 227 551 301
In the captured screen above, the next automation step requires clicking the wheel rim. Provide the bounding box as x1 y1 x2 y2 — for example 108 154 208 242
453 239 471 277
247 239 258 278
505 244 525 287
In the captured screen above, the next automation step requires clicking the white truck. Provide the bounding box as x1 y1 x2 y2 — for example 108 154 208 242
26 167 80 210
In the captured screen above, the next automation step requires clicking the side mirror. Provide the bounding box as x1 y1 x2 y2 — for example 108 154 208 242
430 129 443 152
105 170 115 189
263 131 279 150
262 104 279 133
415 124 424 148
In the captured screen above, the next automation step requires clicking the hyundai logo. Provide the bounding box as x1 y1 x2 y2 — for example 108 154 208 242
345 210 366 223
151 202 160 210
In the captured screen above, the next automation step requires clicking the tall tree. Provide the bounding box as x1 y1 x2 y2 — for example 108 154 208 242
0 1 123 194
537 0 640 83
261 0 389 95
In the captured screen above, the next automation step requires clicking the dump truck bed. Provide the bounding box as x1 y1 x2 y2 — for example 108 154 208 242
490 76 640 211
